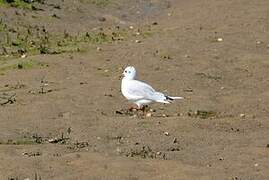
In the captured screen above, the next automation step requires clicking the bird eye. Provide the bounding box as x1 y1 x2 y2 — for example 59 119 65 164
124 70 127 73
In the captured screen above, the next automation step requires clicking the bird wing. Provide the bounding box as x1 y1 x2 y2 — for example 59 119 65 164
126 80 156 100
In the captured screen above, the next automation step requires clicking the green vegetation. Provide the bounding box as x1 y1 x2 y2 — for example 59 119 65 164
0 0 33 9
0 17 128 59
188 110 218 119
0 59 47 74
0 138 38 145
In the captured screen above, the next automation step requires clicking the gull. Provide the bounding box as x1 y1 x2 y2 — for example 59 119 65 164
121 66 183 110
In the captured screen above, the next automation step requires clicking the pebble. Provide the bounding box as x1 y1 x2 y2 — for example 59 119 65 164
164 132 169 136
162 114 168 117
96 47 102 51
131 108 137 112
217 37 223 42
239 113 245 118
129 25 134 29
135 40 141 43
146 112 152 117
21 54 26 58
254 163 259 167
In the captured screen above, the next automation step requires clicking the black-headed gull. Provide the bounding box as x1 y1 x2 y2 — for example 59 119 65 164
121 66 183 109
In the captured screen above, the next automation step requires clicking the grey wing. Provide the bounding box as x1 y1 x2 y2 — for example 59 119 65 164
127 80 157 100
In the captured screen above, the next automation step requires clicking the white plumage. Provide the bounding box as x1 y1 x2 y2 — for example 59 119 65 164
121 66 183 108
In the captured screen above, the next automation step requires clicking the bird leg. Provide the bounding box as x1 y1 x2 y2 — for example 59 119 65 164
140 105 150 115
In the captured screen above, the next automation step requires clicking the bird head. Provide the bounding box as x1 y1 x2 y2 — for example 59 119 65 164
122 66 136 80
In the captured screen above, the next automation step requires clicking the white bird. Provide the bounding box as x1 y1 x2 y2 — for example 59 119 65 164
121 66 183 109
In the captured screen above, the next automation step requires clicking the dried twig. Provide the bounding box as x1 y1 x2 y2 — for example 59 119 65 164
0 93 16 105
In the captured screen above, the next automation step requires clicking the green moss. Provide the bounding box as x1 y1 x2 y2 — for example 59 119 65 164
0 0 33 9
141 31 154 38
0 59 47 73
188 110 218 119
0 138 37 145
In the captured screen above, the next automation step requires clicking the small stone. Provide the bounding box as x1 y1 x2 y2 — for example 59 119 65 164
24 178 30 180
240 113 245 118
219 157 224 161
129 26 134 29
136 32 140 35
173 137 177 143
206 164 212 167
152 22 158 25
156 151 161 155
48 138 56 143
184 54 190 58
96 47 102 51
104 69 109 73
131 108 137 112
168 13 172 16
256 41 262 44
254 163 259 167
164 132 169 136
28 90 35 94
217 37 223 42
162 114 167 117
146 112 152 117
149 109 156 112
220 86 225 90
97 137 101 140
21 54 26 58
135 40 141 43
266 144 269 148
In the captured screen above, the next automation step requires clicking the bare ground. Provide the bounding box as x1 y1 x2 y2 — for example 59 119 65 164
0 0 268 179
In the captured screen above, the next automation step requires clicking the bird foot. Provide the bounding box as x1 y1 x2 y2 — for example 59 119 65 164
128 105 148 112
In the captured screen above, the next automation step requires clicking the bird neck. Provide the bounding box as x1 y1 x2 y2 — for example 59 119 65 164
123 76 135 80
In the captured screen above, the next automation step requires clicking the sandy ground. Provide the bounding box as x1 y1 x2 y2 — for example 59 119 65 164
0 0 269 179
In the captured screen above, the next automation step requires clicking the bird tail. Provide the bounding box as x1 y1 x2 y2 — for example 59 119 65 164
166 96 184 100
154 92 183 104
